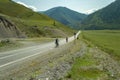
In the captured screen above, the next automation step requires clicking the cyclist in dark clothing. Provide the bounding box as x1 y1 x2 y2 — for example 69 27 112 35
66 37 68 43
55 38 59 47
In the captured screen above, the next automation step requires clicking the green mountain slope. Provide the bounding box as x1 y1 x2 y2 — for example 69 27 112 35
40 7 87 29
0 0 74 38
81 0 120 30
0 0 50 20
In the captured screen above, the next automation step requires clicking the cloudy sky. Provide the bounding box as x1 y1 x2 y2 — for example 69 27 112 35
12 0 115 14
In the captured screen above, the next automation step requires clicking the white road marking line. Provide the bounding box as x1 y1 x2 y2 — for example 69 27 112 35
0 48 52 68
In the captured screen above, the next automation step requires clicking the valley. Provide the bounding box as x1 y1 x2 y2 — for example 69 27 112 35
0 0 120 80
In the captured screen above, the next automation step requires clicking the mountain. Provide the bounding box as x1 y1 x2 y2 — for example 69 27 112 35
0 0 74 38
81 0 120 30
40 7 87 29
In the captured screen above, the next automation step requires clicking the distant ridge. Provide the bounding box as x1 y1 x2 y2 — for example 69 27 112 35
40 7 87 29
81 0 120 30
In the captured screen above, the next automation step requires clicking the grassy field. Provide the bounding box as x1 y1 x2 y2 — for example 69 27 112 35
82 30 120 60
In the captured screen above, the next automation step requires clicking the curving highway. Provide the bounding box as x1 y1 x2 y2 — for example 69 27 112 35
0 31 81 69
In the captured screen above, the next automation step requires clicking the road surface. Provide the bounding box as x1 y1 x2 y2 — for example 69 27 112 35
0 31 81 70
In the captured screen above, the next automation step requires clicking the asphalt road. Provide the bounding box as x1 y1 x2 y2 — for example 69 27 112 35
0 31 81 69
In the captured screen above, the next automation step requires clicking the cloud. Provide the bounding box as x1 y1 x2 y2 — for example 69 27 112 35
15 1 37 11
28 5 37 11
85 8 97 14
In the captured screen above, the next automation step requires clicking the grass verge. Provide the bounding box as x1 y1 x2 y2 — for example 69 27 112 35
65 51 107 80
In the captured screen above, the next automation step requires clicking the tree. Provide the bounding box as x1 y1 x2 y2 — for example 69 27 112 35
53 21 56 26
